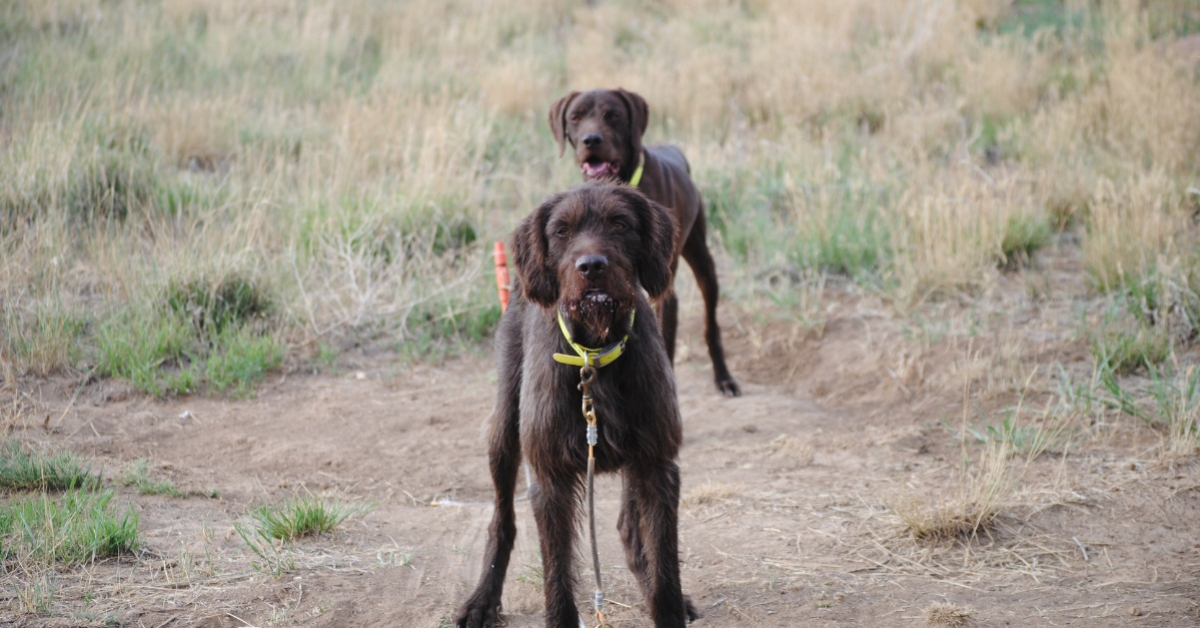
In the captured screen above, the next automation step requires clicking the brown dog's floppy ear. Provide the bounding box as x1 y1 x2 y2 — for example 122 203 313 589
615 88 649 142
548 92 579 158
613 186 676 299
512 193 564 307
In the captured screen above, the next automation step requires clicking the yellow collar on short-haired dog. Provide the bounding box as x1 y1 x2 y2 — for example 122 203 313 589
628 152 644 188
553 309 636 368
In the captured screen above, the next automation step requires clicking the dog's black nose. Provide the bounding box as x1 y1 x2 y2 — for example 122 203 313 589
582 133 602 148
575 254 608 278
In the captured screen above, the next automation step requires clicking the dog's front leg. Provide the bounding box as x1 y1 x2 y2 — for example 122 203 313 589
530 475 582 628
455 407 521 628
456 319 524 628
632 461 695 627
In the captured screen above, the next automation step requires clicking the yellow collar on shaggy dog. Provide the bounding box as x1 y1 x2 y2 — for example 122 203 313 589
628 152 645 188
553 309 636 368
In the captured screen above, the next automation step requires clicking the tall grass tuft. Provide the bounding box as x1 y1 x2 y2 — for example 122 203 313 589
0 440 99 492
1 489 139 564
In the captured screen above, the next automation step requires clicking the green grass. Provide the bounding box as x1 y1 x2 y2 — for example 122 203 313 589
1 302 89 377
204 326 285 397
0 440 99 492
702 154 892 281
966 414 1065 458
1120 266 1200 342
993 0 1092 38
234 496 374 577
795 200 890 279
247 496 373 542
1091 317 1171 375
95 306 194 396
95 278 283 398
999 213 1052 270
118 459 217 499
1 488 139 564
1099 364 1200 441
398 271 503 362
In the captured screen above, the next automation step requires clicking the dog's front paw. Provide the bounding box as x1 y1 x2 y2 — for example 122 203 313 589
455 599 501 628
715 374 741 397
684 595 701 623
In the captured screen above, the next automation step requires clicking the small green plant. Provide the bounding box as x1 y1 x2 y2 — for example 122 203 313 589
1099 365 1200 457
65 150 157 224
0 440 99 491
999 213 1052 269
966 414 1065 458
118 459 217 498
1154 366 1200 458
1090 314 1171 375
249 496 373 541
235 521 295 577
15 573 56 615
204 326 284 397
95 306 193 396
1121 267 1200 342
2 488 139 564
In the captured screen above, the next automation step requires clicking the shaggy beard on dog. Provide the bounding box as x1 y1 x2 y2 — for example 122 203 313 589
566 290 630 345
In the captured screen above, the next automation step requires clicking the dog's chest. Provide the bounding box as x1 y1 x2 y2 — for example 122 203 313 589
518 364 642 470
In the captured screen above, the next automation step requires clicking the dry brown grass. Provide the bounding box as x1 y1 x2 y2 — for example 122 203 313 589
925 601 973 627
682 480 746 508
2 1 1196 372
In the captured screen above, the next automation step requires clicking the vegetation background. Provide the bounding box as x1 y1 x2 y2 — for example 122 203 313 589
2 0 1200 625
2 0 1199 392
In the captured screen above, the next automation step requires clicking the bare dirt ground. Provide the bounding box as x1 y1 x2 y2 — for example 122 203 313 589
5 245 1200 627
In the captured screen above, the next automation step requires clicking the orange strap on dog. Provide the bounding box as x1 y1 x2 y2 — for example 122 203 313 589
493 241 510 313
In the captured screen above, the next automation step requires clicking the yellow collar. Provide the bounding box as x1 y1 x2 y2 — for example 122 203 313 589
552 309 636 368
628 152 644 188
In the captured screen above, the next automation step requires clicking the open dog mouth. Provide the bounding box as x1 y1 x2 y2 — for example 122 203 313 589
567 289 624 342
580 159 620 180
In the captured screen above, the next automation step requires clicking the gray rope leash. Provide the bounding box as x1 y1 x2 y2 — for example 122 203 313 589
578 361 611 628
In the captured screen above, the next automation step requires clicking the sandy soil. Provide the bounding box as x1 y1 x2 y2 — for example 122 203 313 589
5 258 1200 627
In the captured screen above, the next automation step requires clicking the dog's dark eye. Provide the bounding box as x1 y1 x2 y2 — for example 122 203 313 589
554 225 569 238
569 112 582 123
610 220 628 233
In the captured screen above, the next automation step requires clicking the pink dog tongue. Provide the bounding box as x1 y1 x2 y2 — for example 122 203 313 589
582 162 616 178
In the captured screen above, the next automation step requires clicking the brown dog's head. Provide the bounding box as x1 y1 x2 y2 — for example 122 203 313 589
548 89 649 184
513 183 675 346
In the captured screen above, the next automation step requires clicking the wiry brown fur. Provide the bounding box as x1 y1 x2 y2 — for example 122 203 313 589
549 88 740 396
455 183 699 628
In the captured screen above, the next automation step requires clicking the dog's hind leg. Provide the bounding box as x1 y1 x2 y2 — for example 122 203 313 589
681 208 740 397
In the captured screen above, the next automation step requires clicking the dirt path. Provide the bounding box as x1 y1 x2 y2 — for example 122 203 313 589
9 300 1200 627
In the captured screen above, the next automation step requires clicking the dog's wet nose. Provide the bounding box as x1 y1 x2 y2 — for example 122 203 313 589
581 133 602 148
575 254 608 279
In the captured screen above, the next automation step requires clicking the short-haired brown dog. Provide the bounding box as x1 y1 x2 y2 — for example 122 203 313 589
549 88 740 396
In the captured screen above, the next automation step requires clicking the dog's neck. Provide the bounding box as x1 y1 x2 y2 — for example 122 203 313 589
552 308 636 368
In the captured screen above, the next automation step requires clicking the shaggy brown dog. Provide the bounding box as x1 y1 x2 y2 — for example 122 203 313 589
455 183 698 628
549 88 740 396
